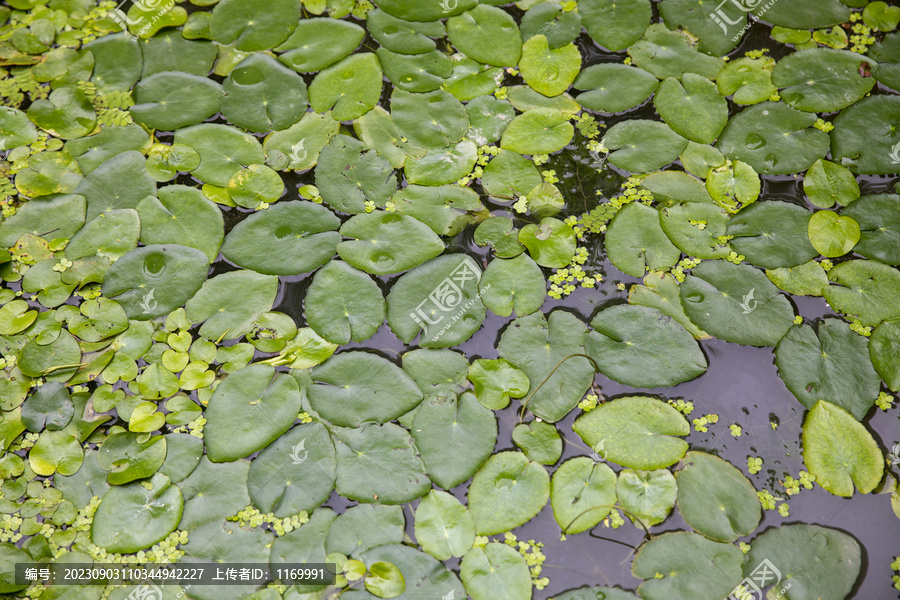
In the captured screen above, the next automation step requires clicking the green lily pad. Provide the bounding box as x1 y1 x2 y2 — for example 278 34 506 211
447 5 522 67
604 120 688 173
131 71 223 130
27 86 96 140
316 135 398 214
519 35 580 98
775 319 880 420
415 489 475 561
139 30 217 78
474 216 526 258
306 261 384 344
91 473 182 554
680 142 727 179
391 185 484 236
178 456 250 530
402 349 469 398
632 532 743 600
309 53 382 121
606 202 682 276
869 319 900 391
307 352 423 427
822 259 900 326
572 63 659 113
0 299 37 336
627 23 724 80
411 392 497 490
97 431 166 485
716 56 777 105
772 49 875 113
520 3 582 49
265 111 341 171
405 139 478 186
221 53 308 132
248 422 336 518
706 160 761 213
766 260 829 296
746 524 861 600
227 164 284 208
468 451 549 535
680 259 796 347
17 327 81 380
209 0 300 51
0 193 85 247
186 270 279 341
573 396 690 470
326 504 405 558
751 0 850 30
221 201 340 276
808 211 860 257
29 430 83 477
333 422 431 504
616 468 677 528
512 420 562 466
68 297 128 342
377 48 452 93
64 124 150 175
467 358 530 410
832 95 900 175
461 543 532 600
654 75 728 144
137 185 224 263
550 457 616 533
726 200 817 268
358 543 465 600
580 0 651 51
443 56 505 101
83 32 142 93
840 195 900 264
659 0 744 55
15 150 83 197
803 158 860 208
481 149 542 199
802 400 883 496
585 304 707 388
479 254 545 318
675 452 760 542
864 1 900 31
276 18 365 72
0 542 29 593
100 244 209 320
717 101 829 175
373 0 477 21
658 202 731 259
392 88 468 150
204 364 301 462
0 106 38 151
74 151 156 222
518 217 576 268
500 108 574 155
174 123 265 187
338 212 444 276
367 9 444 55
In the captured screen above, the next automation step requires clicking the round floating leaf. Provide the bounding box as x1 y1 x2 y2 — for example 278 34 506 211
746 524 861 600
0 299 37 335
447 5 522 67
461 543 532 600
803 159 860 208
373 0 477 21
766 260 829 297
616 469 677 528
359 543 465 600
605 202 682 276
276 18 365 72
309 53 382 121
221 201 340 276
706 160 761 213
131 71 223 130
675 452 761 542
580 0 651 51
333 422 431 504
627 23 724 80
573 396 690 470
15 150 83 197
97 432 167 485
265 111 341 171
185 270 279 341
365 561 405 598
139 30 216 78
136 185 224 263
573 63 658 113
803 400 884 496
391 88 468 150
518 217 576 268
75 151 156 222
327 504 405 558
0 543 29 594
83 33 142 93
414 489 476 561
822 259 900 326
498 311 593 422
717 56 777 106
520 3 582 49
29 430 83 477
479 254 545 318
658 202 731 259
405 139 477 186
27 87 96 140
0 192 85 247
174 124 265 187
481 149 542 199
203 364 302 462
468 451 549 535
512 420 562 466
467 358 530 410
832 95 900 175
585 304 707 388
367 9 444 55
68 297 129 342
306 261 384 344
209 0 300 51
654 75 728 144
659 0 743 55
377 48 452 93
248 422 336 518
179 457 249 530
411 392 497 490
632 532 743 600
808 211 860 257
842 195 900 264
751 0 850 29
870 319 900 391
402 349 469 398
91 473 183 554
307 352 423 427
500 108 574 155
775 319 880 420
716 102 830 175
550 457 616 533
158 433 203 484
680 259 796 347
507 85 579 114
338 212 444 276
100 245 209 320
227 164 284 208
604 120 688 173
519 35 580 98
772 49 875 112
316 134 398 214
726 200 817 268
0 106 38 151
221 54 307 133
391 185 484 236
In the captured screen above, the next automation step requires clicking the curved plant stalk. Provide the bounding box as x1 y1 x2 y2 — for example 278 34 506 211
40 363 88 375
518 353 600 422
562 504 653 541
